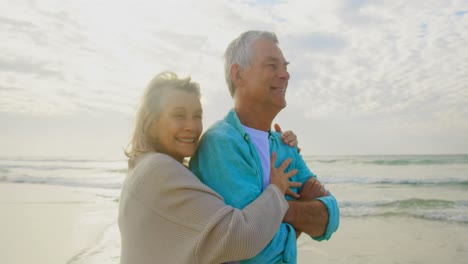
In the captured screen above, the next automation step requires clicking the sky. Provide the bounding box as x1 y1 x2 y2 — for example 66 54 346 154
1 0 467 158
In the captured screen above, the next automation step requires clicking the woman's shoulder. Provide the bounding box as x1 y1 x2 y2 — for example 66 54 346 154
124 152 220 209
137 152 176 164
131 152 183 172
125 153 186 191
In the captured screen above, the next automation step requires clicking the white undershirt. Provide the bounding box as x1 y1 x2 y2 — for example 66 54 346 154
242 125 270 190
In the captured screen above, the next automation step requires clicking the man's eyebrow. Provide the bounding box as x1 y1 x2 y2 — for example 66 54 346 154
265 56 290 66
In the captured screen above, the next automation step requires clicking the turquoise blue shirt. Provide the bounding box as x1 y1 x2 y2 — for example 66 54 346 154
189 109 340 264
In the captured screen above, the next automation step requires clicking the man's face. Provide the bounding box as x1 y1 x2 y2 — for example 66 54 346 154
238 39 290 112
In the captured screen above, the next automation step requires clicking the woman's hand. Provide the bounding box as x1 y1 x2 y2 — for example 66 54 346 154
269 152 302 198
274 123 301 153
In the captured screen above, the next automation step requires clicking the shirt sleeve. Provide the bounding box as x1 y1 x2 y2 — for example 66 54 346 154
314 193 340 241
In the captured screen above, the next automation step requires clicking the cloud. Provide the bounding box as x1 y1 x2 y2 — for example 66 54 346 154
1 0 467 155
0 15 36 32
284 32 348 54
0 56 64 79
281 0 468 126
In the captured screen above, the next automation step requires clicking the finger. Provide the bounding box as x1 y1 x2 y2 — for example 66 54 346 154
285 130 295 138
310 178 320 185
285 169 298 179
274 123 282 132
321 185 329 196
286 189 300 199
307 180 320 192
309 178 319 187
282 131 297 146
282 130 292 138
319 184 329 196
288 181 302 188
278 158 293 171
319 184 325 194
289 139 298 147
270 152 277 169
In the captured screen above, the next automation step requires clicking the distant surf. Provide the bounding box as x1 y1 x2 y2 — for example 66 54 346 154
1 154 467 226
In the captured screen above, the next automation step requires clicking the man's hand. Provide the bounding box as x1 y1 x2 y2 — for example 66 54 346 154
283 199 329 238
285 178 330 238
298 178 329 201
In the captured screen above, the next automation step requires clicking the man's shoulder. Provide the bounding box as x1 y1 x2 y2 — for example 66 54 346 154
269 131 301 156
269 131 290 148
269 131 283 140
202 119 241 141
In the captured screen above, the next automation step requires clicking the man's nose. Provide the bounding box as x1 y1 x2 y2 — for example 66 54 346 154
279 67 290 80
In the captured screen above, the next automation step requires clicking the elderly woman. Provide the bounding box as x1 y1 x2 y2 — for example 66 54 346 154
118 71 301 264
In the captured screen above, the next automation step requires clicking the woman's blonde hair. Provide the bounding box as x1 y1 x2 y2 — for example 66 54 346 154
125 71 200 161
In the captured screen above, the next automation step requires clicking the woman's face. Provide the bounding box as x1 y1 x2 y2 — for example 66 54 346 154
150 89 203 163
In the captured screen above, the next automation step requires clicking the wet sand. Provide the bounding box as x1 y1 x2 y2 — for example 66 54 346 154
0 183 116 264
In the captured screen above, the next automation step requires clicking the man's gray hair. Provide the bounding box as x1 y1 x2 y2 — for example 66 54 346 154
223 30 279 97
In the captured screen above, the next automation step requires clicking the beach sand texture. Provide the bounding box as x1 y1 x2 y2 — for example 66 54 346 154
0 183 118 264
1 154 467 263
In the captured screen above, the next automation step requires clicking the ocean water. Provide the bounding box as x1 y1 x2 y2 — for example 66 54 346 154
304 154 468 224
1 154 467 262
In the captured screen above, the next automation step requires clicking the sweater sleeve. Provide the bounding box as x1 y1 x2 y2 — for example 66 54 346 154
130 154 289 264
197 184 289 263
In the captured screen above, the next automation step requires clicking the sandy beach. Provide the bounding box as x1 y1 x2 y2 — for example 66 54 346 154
0 183 117 264
297 217 468 264
1 179 468 264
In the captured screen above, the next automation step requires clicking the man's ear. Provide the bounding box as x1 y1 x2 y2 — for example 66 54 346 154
230 64 243 87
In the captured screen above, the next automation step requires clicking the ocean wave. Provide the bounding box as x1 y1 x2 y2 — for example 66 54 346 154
0 174 123 189
341 198 468 208
0 157 125 163
340 198 468 223
321 177 468 187
2 164 99 171
0 161 127 173
380 198 457 208
0 165 128 173
0 158 127 190
305 154 468 166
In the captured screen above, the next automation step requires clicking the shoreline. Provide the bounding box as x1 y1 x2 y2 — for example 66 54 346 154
1 182 467 264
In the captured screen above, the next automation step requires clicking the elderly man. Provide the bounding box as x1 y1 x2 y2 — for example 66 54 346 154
190 30 339 264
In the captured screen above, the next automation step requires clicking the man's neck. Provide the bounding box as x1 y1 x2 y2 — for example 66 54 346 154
234 104 278 132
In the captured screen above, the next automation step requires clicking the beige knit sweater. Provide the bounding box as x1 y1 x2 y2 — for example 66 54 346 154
118 153 289 264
